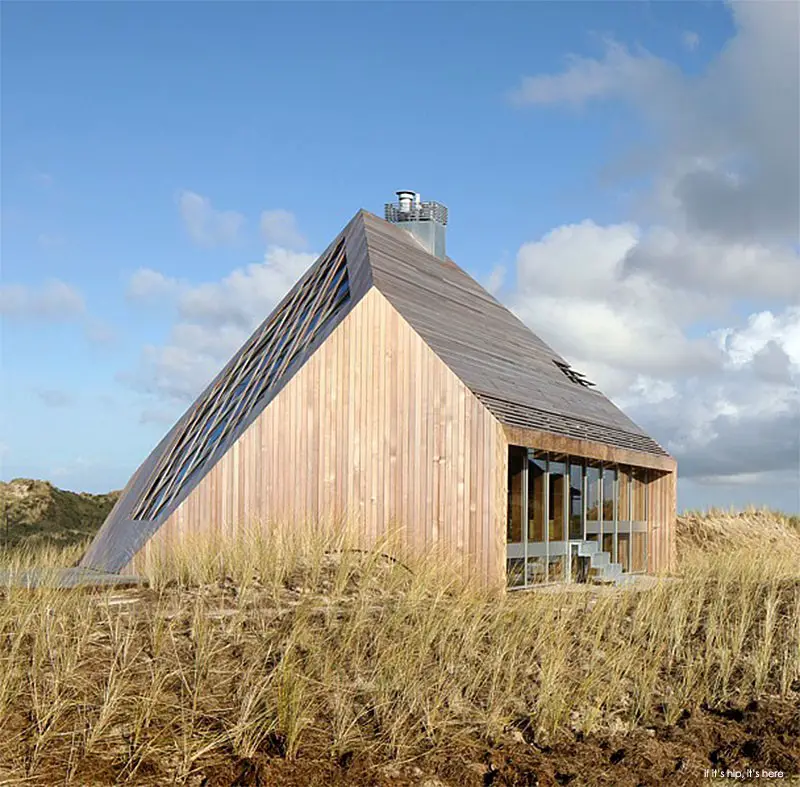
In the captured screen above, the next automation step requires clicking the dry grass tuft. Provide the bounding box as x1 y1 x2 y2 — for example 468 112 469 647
0 511 798 785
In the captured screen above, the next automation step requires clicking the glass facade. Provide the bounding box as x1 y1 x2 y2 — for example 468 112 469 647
506 446 650 587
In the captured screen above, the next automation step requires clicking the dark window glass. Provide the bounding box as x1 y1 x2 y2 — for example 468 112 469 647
569 461 583 539
586 465 601 540
549 459 566 542
527 454 546 542
507 446 526 543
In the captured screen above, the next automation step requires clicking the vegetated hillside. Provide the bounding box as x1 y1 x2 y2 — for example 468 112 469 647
1 510 798 787
0 478 120 549
677 506 800 558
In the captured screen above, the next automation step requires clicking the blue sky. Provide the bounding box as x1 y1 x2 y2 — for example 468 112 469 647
2 2 798 512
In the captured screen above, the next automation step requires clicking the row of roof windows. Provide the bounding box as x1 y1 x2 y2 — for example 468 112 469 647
130 240 350 522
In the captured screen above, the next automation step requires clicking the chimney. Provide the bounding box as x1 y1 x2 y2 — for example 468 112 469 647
384 190 448 260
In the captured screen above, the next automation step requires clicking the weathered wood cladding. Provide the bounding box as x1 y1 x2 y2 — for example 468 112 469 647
503 424 677 574
502 425 676 473
646 469 677 574
125 288 508 586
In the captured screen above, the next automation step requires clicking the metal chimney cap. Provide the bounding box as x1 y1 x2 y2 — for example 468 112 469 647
396 190 417 213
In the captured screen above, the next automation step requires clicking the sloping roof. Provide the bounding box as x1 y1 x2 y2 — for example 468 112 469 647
81 224 367 573
357 210 669 456
80 207 668 573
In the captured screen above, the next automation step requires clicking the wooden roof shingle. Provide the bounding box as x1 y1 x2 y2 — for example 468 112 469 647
357 210 670 458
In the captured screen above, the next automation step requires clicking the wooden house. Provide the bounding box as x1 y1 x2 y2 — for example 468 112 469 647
81 192 676 588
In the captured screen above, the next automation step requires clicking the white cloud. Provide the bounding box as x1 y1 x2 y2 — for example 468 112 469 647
485 265 506 296
50 456 99 484
621 228 800 301
508 39 676 108
509 220 724 382
0 280 85 320
177 247 315 329
126 268 182 302
506 219 799 486
505 4 799 502
177 190 244 247
123 246 317 402
512 5 800 246
0 279 117 347
714 308 800 371
260 209 307 249
682 31 700 52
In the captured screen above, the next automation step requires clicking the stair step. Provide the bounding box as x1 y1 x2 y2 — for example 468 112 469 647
577 541 599 557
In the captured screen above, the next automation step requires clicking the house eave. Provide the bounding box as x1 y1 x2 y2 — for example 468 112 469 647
502 424 677 473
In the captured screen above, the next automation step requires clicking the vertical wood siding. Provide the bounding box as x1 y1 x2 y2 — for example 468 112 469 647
647 469 678 574
126 288 507 587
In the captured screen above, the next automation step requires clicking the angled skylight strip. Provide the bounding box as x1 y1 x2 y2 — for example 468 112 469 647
137 258 336 514
219 246 348 433
131 239 350 522
142 258 334 505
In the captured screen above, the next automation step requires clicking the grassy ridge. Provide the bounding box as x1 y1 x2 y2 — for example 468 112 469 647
0 478 120 549
0 512 798 785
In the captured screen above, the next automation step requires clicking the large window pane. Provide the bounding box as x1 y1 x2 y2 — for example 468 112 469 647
506 446 526 588
548 458 566 582
507 447 526 545
506 558 525 588
586 464 601 541
618 467 631 522
527 454 546 542
618 468 632 572
569 461 583 539
602 467 616 522
631 468 648 572
548 458 566 542
526 453 547 584
602 467 616 561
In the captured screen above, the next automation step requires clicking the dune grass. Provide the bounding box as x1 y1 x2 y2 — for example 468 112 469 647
0 511 798 784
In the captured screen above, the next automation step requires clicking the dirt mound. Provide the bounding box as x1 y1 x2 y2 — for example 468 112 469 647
0 477 120 549
55 698 799 786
